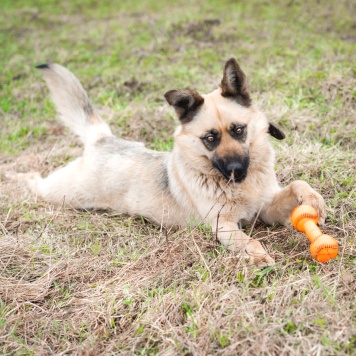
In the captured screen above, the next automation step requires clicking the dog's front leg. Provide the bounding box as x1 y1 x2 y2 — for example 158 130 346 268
260 180 326 226
211 219 275 268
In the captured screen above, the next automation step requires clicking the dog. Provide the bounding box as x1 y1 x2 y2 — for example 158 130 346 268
12 58 326 267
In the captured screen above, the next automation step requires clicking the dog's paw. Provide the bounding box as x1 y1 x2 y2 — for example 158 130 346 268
291 180 326 225
244 239 275 268
2 171 19 181
4 171 42 193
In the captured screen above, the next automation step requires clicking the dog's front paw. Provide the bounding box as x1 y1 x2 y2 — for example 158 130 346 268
244 239 275 268
291 180 326 225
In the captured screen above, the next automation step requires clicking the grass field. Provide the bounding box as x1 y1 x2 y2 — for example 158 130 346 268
1 0 355 354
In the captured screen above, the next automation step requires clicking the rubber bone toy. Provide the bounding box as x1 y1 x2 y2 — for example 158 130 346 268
290 205 338 263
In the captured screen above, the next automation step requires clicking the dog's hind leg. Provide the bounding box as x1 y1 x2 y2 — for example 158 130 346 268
15 157 96 208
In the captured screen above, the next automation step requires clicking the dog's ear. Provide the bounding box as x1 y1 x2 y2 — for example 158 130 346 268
268 123 285 140
164 89 204 124
221 58 251 107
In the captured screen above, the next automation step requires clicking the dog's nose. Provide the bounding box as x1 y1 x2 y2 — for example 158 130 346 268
212 155 249 183
226 161 243 172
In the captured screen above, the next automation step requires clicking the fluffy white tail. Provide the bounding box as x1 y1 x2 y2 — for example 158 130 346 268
37 63 112 146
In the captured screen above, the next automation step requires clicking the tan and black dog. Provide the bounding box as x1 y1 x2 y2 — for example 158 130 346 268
14 58 326 267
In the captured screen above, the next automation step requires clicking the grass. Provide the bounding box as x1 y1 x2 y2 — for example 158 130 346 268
0 0 355 354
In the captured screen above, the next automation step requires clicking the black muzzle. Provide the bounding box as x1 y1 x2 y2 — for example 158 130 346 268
213 155 249 183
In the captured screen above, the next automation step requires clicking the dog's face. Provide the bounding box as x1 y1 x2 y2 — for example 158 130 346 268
165 58 285 183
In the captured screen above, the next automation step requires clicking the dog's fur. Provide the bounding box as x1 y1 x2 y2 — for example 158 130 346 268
14 58 326 267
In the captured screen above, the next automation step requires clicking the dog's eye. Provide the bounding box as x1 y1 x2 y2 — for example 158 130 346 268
235 127 244 136
201 130 219 148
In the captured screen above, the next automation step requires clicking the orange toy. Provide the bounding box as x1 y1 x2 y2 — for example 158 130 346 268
290 205 338 263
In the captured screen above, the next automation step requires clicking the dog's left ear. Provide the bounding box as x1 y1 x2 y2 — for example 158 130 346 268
164 89 204 124
268 123 285 140
221 58 251 107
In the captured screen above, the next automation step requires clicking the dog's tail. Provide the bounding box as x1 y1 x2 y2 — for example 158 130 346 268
37 63 113 146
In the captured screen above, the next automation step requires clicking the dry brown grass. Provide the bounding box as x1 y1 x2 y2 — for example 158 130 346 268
1 109 355 355
1 0 356 354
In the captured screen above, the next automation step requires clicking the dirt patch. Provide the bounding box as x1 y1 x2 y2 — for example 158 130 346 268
169 19 221 42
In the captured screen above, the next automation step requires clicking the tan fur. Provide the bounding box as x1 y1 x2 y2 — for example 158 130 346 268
11 59 326 268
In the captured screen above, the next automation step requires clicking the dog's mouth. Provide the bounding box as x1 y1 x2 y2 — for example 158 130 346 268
212 155 249 183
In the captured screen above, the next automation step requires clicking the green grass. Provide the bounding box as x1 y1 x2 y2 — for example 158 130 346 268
1 0 356 354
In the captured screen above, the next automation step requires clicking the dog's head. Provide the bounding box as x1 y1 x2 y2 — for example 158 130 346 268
165 58 285 183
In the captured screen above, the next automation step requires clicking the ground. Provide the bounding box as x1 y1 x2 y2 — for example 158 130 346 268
0 0 355 354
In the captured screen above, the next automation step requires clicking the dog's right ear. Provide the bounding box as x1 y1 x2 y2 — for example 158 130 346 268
220 58 251 107
164 89 204 124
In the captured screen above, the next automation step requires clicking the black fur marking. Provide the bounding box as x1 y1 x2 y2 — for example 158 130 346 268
36 64 50 69
220 58 251 107
164 89 204 124
157 165 170 192
268 123 285 140
83 102 94 117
